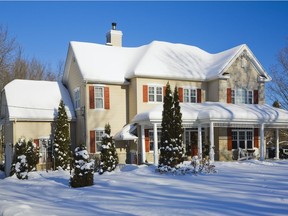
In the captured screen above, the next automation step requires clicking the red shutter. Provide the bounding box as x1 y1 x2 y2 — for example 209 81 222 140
197 89 202 103
163 86 166 97
143 85 148 102
89 86 95 109
144 129 150 152
254 90 259 104
227 88 232 103
254 128 259 148
227 128 232 151
104 87 110 109
34 139 39 148
178 87 183 102
90 130 95 153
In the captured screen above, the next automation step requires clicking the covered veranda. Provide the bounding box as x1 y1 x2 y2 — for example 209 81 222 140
131 102 288 165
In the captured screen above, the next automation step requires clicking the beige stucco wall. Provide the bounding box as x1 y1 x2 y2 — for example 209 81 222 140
128 77 207 122
86 84 128 152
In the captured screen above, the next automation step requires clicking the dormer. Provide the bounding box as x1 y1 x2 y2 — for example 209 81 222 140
106 22 123 47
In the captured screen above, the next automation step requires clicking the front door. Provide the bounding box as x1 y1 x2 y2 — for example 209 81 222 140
185 129 204 157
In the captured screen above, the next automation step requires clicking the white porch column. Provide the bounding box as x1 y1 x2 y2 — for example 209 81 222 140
275 128 279 159
260 123 265 161
209 122 215 162
198 125 202 159
153 123 158 165
141 125 146 163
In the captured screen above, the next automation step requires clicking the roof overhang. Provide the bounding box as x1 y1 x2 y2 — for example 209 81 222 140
132 102 288 128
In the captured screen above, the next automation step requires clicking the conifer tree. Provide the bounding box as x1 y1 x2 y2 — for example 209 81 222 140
10 138 39 179
99 123 119 175
53 100 71 170
25 139 39 172
70 145 94 188
159 82 175 168
172 86 184 165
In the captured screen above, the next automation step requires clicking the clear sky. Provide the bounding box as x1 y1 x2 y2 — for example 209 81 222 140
0 1 288 75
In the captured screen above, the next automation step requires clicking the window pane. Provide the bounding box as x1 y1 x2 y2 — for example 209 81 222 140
156 87 162 102
248 91 253 104
96 98 103 108
232 90 235 104
95 88 103 97
184 89 189 102
149 87 155 102
191 89 196 103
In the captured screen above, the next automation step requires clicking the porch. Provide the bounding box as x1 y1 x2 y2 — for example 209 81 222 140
130 102 288 165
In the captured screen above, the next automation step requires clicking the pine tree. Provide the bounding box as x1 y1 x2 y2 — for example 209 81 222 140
173 86 184 165
70 145 94 188
25 139 39 172
99 123 119 175
53 100 71 170
10 138 39 179
159 82 175 168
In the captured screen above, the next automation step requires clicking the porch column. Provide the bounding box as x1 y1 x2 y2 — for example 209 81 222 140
198 125 202 159
260 123 265 161
153 123 158 165
209 122 215 162
141 125 146 163
275 128 279 159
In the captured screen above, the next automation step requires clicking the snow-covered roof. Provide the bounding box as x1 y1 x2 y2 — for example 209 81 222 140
132 102 288 127
3 79 75 121
64 40 270 84
113 123 138 141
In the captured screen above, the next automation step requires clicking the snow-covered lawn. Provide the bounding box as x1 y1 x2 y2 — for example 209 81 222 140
0 160 287 216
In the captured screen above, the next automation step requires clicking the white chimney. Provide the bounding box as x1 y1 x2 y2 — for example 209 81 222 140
106 22 123 47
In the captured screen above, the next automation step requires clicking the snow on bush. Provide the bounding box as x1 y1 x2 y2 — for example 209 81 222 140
156 156 216 175
70 145 94 188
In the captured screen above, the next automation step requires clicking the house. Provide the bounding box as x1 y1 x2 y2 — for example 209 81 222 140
1 23 288 175
0 80 75 176
62 23 288 165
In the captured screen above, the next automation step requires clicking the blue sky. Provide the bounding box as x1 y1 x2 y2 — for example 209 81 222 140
0 1 288 75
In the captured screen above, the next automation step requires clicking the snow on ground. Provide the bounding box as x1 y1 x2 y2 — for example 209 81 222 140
0 160 287 216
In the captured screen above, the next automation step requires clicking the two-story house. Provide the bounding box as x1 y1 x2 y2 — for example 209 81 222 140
62 23 288 165
1 23 288 175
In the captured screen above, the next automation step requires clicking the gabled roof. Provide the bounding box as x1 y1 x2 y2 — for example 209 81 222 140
3 79 75 121
63 40 271 84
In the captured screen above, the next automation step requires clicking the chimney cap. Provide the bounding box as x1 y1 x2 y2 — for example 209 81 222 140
112 22 117 30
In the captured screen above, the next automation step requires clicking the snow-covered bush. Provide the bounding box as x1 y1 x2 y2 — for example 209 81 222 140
99 123 119 175
10 138 39 179
70 145 94 188
156 156 216 175
53 100 71 170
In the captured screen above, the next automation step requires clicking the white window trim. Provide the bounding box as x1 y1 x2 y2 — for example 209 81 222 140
74 87 80 110
94 86 105 110
148 129 161 152
148 85 163 103
231 128 254 150
183 88 197 103
95 128 105 152
232 88 253 104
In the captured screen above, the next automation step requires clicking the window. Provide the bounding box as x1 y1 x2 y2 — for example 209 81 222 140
95 87 104 109
74 88 80 109
148 86 162 102
148 129 161 151
184 88 196 103
95 130 104 152
231 88 253 104
232 128 253 150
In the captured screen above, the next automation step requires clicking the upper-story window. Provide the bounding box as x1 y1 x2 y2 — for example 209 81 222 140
232 88 253 104
95 87 104 109
74 88 80 110
148 86 163 102
183 88 197 103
